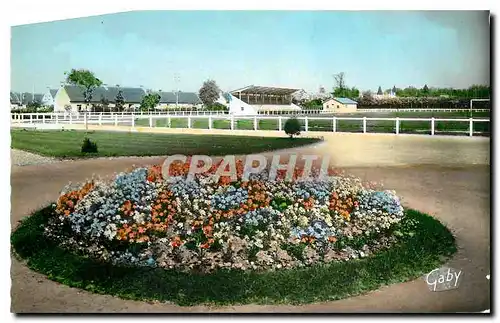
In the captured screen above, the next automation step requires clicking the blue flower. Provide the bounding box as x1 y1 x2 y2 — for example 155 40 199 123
211 186 249 211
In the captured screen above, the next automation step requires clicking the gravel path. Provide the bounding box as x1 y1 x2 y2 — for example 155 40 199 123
10 149 58 166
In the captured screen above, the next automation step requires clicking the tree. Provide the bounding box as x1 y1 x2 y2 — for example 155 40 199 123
362 90 374 100
100 94 109 112
115 90 125 112
284 117 301 138
64 69 103 130
422 84 430 95
199 79 221 107
377 86 383 95
140 91 161 111
392 85 397 94
333 72 346 91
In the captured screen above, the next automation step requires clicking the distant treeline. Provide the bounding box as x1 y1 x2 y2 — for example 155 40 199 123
392 84 490 99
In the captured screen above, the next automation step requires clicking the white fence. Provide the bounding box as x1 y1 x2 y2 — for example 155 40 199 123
11 112 490 137
10 107 490 117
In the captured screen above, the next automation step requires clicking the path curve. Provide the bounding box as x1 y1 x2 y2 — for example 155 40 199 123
10 133 490 312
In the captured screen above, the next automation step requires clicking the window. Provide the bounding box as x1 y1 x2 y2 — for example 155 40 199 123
241 106 244 111
77 104 82 111
337 105 340 109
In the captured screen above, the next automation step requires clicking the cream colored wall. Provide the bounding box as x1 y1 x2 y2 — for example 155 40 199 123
322 100 357 113
54 87 72 112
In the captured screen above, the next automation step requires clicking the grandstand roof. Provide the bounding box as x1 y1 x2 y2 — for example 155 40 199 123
231 85 299 96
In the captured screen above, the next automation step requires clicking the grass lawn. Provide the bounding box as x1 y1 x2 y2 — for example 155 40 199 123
11 129 321 158
11 206 456 306
134 111 490 135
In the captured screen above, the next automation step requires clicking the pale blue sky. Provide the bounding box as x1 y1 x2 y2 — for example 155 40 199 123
11 10 490 94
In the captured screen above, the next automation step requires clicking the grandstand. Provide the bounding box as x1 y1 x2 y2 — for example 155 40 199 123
225 85 302 115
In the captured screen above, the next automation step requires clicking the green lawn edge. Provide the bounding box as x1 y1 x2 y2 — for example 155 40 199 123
11 129 321 159
11 206 456 306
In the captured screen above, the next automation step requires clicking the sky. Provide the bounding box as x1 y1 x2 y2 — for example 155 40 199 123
10 10 490 94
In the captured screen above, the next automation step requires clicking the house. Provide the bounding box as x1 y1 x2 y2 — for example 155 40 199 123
10 92 45 110
10 92 22 110
157 91 203 109
41 89 59 107
322 97 358 113
54 85 147 112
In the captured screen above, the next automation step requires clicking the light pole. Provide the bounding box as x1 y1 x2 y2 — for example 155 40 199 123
174 73 180 108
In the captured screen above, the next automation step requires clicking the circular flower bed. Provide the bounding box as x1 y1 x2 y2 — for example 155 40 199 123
48 159 402 272
11 157 457 305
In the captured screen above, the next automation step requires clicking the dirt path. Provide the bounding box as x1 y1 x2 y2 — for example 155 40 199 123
10 133 490 313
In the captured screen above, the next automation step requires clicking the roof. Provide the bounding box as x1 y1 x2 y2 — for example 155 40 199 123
63 85 146 103
331 97 358 105
49 89 58 98
106 87 146 103
159 91 201 104
16 92 44 105
230 85 299 96
10 92 21 104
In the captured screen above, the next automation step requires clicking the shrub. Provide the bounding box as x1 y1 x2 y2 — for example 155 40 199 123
81 138 98 154
284 117 301 138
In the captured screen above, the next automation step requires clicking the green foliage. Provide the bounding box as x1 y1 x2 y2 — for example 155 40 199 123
332 72 359 99
422 84 430 95
140 92 161 111
26 100 42 110
377 86 383 95
11 208 456 306
334 87 359 99
81 138 98 154
300 99 323 110
64 69 103 104
199 79 221 106
395 85 490 99
115 90 125 111
284 117 301 138
205 102 228 111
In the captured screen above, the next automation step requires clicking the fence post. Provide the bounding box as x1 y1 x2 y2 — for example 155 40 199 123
395 117 400 135
208 116 212 129
99 113 102 126
42 114 45 124
431 117 435 136
30 114 33 124
230 114 234 130
55 114 59 125
469 118 473 137
188 116 192 129
363 117 366 133
114 114 118 126
278 116 282 131
149 116 153 128
333 116 336 133
131 113 135 127
254 116 258 130
168 115 171 128
305 116 309 132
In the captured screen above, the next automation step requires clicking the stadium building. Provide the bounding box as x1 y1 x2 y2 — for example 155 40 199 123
220 85 302 115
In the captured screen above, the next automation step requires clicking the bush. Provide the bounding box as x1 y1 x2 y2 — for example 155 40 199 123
81 138 98 154
284 117 301 138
